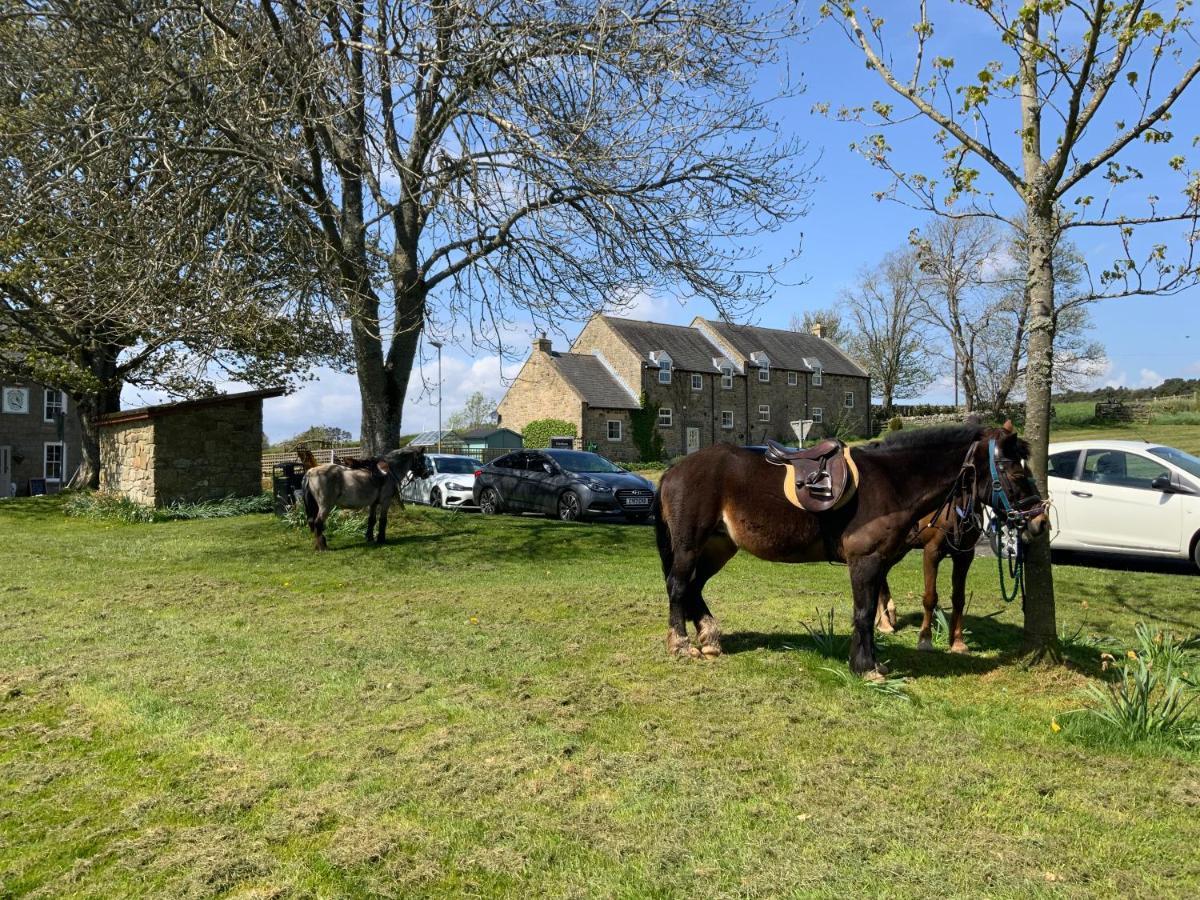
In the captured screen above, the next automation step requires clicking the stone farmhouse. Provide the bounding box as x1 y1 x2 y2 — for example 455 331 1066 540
1 381 82 496
497 315 871 461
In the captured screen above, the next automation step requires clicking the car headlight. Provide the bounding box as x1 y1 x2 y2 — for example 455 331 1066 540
445 482 470 491
587 481 612 492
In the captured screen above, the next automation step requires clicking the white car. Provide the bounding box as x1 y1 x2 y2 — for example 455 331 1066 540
1047 440 1200 570
399 453 482 509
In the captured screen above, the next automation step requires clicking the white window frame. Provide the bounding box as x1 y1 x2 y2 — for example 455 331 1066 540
658 360 672 384
811 407 823 424
607 420 622 442
691 373 703 391
758 364 770 383
811 368 823 387
844 392 855 409
44 389 66 423
720 365 733 389
657 407 673 428
2 386 30 415
788 371 798 386
44 441 65 481
721 410 734 430
758 404 770 422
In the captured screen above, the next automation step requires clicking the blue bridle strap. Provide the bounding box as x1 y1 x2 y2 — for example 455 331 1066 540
988 438 1013 516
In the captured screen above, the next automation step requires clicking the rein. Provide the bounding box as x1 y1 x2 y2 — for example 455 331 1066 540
906 441 980 552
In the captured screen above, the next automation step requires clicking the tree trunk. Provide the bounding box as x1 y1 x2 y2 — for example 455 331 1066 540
1019 205 1060 660
74 383 122 489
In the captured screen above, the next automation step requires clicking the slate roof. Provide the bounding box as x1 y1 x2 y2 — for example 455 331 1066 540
601 316 733 373
696 319 868 378
550 352 640 409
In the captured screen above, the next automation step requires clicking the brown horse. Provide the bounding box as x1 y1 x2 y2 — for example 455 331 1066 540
875 506 982 654
653 423 1047 677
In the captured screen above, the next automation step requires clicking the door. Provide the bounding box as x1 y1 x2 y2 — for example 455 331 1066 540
1046 449 1083 545
516 453 555 511
686 427 701 455
1069 449 1182 552
0 446 11 498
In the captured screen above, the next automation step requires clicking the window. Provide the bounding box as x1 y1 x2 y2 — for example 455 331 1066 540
658 360 672 384
607 420 622 441
657 407 673 428
2 386 29 414
493 454 517 469
1082 449 1170 490
721 410 734 430
811 407 823 424
811 367 822 387
44 442 64 481
758 365 770 383
758 405 770 422
788 371 798 386
1048 450 1081 480
720 365 733 389
44 389 65 423
691 373 703 391
844 392 855 409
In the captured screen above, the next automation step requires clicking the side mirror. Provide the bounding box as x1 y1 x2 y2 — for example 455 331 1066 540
543 462 555 474
1151 474 1174 493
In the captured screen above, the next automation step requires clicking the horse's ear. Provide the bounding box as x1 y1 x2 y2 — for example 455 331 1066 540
376 459 390 474
1002 419 1015 434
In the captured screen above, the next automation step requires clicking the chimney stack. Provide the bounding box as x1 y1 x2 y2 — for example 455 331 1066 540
810 322 825 339
533 333 552 353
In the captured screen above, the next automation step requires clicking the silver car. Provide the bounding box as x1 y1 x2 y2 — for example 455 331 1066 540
399 453 482 509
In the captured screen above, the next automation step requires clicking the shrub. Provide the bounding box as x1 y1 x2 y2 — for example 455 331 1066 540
630 392 665 462
64 490 273 524
887 416 903 432
523 418 576 449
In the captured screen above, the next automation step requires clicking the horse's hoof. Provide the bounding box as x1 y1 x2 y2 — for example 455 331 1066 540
862 669 887 683
917 637 934 652
688 645 703 658
700 644 722 658
666 632 692 658
877 621 896 634
949 641 971 655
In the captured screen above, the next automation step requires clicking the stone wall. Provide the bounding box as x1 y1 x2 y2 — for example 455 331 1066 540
99 420 156 505
496 348 585 439
581 407 638 461
153 399 263 503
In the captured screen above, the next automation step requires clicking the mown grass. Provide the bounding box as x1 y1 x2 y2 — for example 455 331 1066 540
2 496 1200 898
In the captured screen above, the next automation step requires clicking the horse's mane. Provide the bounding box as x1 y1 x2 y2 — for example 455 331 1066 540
860 423 985 455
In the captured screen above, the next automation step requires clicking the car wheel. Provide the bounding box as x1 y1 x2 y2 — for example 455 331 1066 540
558 491 583 522
479 488 502 515
430 487 443 509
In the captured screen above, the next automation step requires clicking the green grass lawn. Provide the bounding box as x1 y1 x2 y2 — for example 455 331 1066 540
2 497 1200 898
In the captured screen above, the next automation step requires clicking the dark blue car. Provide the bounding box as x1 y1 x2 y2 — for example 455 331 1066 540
473 449 656 522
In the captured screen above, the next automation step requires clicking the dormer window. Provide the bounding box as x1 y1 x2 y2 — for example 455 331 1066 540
758 365 770 383
803 356 823 386
812 366 822 387
750 351 770 383
650 351 673 384
721 366 733 389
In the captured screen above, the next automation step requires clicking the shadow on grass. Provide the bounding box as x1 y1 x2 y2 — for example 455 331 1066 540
1053 549 1197 577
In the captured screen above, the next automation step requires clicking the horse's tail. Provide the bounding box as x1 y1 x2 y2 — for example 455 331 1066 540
653 489 673 580
302 473 319 528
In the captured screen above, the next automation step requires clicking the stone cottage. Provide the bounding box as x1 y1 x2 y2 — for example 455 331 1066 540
497 315 871 461
98 388 282 506
1 381 83 497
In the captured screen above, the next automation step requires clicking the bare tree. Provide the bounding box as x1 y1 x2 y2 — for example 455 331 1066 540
0 6 342 484
823 1 1200 656
841 249 931 417
119 0 812 453
789 307 845 344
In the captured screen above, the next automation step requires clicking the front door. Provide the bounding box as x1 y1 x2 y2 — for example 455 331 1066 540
686 427 701 455
0 446 11 498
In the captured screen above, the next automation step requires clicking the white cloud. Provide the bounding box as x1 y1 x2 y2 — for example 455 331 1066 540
1137 368 1162 388
606 289 695 326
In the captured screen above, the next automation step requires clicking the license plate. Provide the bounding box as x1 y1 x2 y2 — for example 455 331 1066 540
624 497 650 506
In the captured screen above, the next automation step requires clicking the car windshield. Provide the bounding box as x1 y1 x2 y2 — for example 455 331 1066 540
549 451 623 474
1149 446 1200 479
435 458 479 475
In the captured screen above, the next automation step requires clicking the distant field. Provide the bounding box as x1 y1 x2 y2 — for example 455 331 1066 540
2 495 1199 897
1051 400 1200 454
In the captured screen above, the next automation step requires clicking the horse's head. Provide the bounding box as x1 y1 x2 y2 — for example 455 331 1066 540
976 420 1048 539
409 449 433 480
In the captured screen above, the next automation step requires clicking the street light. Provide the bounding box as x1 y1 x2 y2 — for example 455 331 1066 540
429 339 443 453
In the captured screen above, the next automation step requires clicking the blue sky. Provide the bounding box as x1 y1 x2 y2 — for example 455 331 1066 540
124 4 1200 443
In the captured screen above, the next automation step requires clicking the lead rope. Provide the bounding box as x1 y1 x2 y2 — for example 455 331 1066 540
990 514 1026 604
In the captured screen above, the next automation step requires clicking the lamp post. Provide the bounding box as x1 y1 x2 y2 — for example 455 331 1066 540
430 340 443 453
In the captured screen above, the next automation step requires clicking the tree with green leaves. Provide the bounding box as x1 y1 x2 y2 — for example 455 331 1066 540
821 1 1200 659
0 6 343 485
287 425 354 447
446 393 498 432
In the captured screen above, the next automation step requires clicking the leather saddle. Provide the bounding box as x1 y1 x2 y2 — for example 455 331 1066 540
764 438 859 513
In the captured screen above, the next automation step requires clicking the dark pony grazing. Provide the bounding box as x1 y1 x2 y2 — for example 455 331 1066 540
875 505 982 654
653 423 1047 677
301 448 432 550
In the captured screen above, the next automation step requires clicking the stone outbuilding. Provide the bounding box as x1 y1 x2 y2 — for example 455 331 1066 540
98 388 283 506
